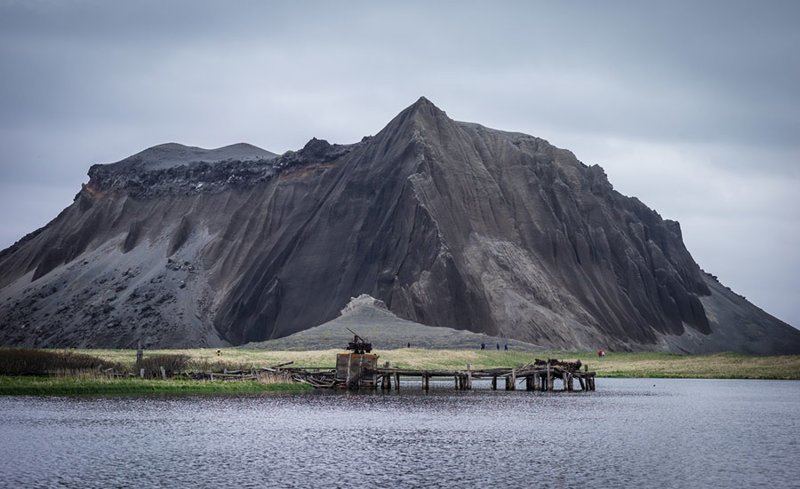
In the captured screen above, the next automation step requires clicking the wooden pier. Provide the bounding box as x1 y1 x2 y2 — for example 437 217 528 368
283 336 596 392
371 361 596 392
290 356 596 392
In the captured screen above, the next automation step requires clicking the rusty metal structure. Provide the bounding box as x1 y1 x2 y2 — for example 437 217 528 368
345 329 372 354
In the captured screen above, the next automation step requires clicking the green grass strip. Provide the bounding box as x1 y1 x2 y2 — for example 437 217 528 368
0 376 312 396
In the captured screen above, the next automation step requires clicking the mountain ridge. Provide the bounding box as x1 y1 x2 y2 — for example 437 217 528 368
105 142 278 172
0 97 797 353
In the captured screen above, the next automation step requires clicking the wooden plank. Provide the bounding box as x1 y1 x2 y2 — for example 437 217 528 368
345 355 352 388
546 364 551 391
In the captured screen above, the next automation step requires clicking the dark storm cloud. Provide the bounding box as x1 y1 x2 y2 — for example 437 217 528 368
0 0 798 325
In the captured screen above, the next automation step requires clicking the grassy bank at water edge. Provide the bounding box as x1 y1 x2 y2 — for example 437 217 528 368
0 376 311 396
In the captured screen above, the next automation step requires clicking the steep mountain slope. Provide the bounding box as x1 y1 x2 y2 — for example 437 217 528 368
1 98 798 353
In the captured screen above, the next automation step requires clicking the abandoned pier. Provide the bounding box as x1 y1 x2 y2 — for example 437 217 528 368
306 352 598 392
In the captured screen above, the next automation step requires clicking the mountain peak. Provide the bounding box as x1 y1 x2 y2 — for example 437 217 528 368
413 95 434 107
406 95 446 117
376 96 452 140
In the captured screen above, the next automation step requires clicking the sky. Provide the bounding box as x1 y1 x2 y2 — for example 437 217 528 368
0 1 798 327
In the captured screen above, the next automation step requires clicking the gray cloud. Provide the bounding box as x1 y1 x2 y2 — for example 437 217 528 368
1 0 798 326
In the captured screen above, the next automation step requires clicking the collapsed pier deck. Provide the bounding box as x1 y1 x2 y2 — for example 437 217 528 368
293 354 596 392
370 365 596 392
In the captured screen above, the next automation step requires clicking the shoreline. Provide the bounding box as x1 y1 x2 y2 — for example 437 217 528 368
0 376 311 396
1 349 798 396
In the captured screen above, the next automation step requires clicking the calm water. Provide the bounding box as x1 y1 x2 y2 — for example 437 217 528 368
1 379 798 488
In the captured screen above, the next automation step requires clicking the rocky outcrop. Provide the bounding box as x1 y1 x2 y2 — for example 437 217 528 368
246 294 541 351
1 97 798 353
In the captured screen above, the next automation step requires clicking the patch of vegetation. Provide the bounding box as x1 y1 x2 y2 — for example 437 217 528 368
589 351 800 379
77 348 343 371
0 348 124 375
0 349 315 396
0 376 312 396
137 354 190 378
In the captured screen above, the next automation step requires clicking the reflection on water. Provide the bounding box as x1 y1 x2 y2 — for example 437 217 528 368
1 379 798 488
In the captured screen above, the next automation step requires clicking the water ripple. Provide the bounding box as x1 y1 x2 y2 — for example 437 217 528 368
0 379 798 488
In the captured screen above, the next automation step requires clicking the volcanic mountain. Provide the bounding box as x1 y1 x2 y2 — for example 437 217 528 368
1 97 798 353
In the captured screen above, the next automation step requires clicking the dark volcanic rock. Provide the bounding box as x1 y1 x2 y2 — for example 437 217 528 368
0 97 798 353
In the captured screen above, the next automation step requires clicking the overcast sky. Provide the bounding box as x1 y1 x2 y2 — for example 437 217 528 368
1 0 798 327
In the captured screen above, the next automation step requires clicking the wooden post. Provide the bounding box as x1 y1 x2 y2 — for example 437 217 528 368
567 374 574 392
467 364 472 390
510 367 516 391
394 372 400 391
525 376 533 391
491 375 497 390
345 355 352 388
139 368 145 379
160 366 166 380
562 372 568 391
546 364 552 391
135 342 143 371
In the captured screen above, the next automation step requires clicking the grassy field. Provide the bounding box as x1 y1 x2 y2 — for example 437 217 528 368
72 348 800 380
1 348 797 397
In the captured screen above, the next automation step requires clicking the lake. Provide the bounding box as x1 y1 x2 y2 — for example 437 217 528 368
1 379 798 488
